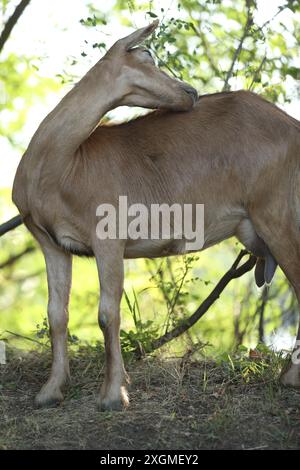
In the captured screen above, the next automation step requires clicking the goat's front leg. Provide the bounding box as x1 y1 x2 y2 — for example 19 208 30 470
35 244 72 408
95 242 128 411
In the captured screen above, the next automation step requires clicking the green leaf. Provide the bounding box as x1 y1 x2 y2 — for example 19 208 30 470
146 11 158 18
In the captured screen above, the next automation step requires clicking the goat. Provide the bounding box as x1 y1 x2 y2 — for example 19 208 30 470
12 21 300 410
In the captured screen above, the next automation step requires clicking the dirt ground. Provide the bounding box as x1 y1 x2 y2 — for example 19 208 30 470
1 346 300 450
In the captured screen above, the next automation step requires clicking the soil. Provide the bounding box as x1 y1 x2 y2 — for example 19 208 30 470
1 346 300 450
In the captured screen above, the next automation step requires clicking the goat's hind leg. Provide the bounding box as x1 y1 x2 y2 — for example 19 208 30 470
281 316 300 388
27 224 73 407
250 215 300 387
267 253 300 387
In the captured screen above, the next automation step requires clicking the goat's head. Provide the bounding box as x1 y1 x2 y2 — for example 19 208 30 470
103 20 198 111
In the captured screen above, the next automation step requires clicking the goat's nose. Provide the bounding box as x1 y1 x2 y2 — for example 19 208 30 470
182 84 198 104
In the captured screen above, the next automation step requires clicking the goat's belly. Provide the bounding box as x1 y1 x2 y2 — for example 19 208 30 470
46 224 94 257
124 238 194 259
59 235 93 257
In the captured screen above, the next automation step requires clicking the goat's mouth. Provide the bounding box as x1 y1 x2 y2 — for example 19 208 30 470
183 85 198 104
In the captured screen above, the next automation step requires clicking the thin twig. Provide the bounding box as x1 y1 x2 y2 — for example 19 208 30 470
2 329 44 346
164 259 189 334
223 0 253 91
145 259 172 309
257 3 287 34
0 0 31 53
248 54 267 91
12 269 43 283
0 245 35 269
144 250 256 353
188 18 219 76
149 46 180 78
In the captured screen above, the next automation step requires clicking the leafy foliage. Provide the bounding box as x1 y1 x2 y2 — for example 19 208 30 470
217 343 287 384
0 2 60 148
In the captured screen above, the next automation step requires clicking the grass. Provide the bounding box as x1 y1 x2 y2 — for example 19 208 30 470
0 344 300 450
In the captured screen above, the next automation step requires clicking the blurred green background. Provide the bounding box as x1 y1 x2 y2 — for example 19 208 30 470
0 0 300 356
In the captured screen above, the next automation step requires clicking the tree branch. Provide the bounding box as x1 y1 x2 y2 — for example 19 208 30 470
248 54 267 91
145 250 257 354
189 23 220 77
0 215 23 236
0 0 31 53
222 1 253 91
257 3 288 34
0 245 35 269
2 329 44 346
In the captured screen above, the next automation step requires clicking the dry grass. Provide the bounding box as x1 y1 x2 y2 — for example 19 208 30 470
1 345 300 450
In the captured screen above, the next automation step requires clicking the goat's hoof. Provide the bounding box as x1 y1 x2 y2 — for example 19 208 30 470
280 364 300 388
97 398 124 412
34 389 64 408
97 386 129 412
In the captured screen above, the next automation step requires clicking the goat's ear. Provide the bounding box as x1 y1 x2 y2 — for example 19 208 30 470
118 20 159 51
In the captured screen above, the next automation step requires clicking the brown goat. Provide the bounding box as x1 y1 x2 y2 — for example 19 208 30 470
12 21 300 410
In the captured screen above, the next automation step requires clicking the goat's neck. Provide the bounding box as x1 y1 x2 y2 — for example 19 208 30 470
30 58 119 157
